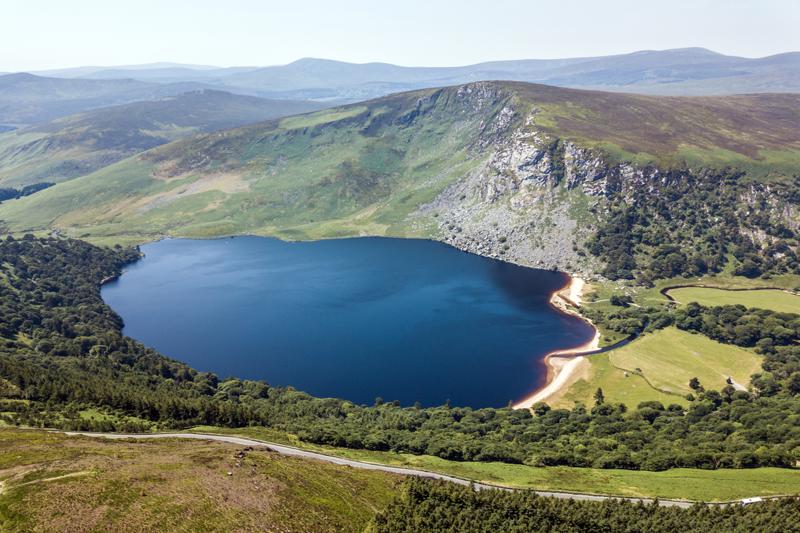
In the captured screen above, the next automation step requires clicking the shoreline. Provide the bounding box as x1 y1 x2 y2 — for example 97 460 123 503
513 275 601 409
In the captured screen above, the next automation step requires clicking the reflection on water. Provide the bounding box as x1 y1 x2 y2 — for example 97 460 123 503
102 236 594 408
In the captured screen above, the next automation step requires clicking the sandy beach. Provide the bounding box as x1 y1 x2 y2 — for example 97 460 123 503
513 276 600 409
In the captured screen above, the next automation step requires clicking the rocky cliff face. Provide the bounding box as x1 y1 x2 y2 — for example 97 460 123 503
415 103 634 276
414 90 799 279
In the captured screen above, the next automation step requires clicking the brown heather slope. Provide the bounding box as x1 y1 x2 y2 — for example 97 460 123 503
504 82 800 173
0 428 399 533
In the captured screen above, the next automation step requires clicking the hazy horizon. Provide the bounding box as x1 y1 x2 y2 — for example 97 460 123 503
3 46 792 75
3 0 798 72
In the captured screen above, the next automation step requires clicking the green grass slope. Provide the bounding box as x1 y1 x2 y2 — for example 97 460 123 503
0 90 324 187
0 86 502 241
1 81 798 242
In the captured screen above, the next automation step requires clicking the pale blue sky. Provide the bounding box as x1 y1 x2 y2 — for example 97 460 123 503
4 0 798 71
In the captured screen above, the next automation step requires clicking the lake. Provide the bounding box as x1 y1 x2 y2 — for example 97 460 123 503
102 236 594 408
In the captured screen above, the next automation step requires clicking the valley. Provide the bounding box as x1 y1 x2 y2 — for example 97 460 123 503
1 23 800 530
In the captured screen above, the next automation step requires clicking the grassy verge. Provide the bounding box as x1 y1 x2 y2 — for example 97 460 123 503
186 426 800 502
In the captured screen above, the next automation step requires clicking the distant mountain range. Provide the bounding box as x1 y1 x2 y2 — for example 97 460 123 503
26 48 800 101
0 90 324 186
0 72 242 125
2 47 797 129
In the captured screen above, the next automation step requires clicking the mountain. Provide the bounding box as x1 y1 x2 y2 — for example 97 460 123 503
35 49 800 100
1 80 797 280
0 73 255 126
222 49 799 99
0 90 325 186
35 61 226 77
38 64 262 84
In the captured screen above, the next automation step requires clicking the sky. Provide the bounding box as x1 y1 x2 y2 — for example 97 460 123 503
3 0 799 71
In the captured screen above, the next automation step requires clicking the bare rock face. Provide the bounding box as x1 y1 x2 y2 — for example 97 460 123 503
416 107 664 276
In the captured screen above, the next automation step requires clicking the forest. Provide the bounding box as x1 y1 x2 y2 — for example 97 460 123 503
0 236 799 472
0 182 53 203
587 170 800 282
371 479 800 533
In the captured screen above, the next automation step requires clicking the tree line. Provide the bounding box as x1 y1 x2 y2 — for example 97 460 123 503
371 479 800 533
1 236 799 471
0 182 53 203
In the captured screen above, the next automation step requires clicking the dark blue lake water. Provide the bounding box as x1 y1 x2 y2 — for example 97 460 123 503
102 237 594 408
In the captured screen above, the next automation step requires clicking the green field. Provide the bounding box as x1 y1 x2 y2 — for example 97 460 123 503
555 352 684 408
667 286 800 314
0 428 399 533
609 327 761 395
582 274 800 344
188 426 800 502
555 328 761 407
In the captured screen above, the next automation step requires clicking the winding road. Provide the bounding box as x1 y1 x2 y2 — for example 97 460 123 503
61 430 746 509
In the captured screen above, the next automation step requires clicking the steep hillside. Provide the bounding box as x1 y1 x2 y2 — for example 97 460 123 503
0 90 324 186
0 81 798 278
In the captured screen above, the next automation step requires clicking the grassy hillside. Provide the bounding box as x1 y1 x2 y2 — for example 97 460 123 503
4 429 799 533
0 90 324 187
510 83 800 178
0 428 399 532
0 85 500 241
667 287 800 314
0 81 798 247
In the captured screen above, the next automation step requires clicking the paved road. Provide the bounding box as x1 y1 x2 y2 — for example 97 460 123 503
62 431 706 507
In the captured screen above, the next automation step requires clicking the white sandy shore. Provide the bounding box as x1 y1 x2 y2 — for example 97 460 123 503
513 276 600 409
567 277 585 306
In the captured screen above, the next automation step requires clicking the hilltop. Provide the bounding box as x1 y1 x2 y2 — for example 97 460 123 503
32 48 800 100
0 90 324 186
0 72 255 126
0 80 798 279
